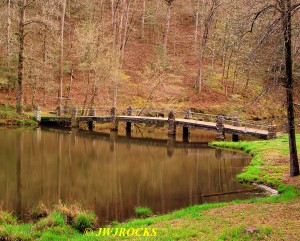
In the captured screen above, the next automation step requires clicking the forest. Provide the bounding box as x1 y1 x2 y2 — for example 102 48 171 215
0 0 299 116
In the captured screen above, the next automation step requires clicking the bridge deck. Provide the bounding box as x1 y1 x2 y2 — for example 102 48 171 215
41 115 270 139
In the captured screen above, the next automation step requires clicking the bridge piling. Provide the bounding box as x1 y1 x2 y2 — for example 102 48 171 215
267 124 277 139
232 117 240 142
216 115 225 141
183 109 191 141
111 107 118 132
71 107 78 128
168 111 176 136
56 105 64 116
126 106 132 133
34 105 41 123
88 107 96 130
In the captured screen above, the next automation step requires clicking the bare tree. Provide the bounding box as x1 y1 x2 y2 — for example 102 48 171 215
194 0 219 92
58 0 67 114
162 0 175 58
248 0 300 176
279 0 299 176
141 0 146 38
7 0 11 61
16 0 26 114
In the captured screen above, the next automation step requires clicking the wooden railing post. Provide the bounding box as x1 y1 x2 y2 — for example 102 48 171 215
216 115 225 141
126 106 132 133
34 105 41 123
71 107 78 128
267 124 277 139
183 109 191 139
111 107 118 132
168 111 176 136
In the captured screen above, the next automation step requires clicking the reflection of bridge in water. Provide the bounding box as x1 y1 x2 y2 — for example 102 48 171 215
73 129 210 157
38 106 277 141
0 128 262 224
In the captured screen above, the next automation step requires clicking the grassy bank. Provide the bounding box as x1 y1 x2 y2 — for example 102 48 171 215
0 104 37 126
1 135 300 240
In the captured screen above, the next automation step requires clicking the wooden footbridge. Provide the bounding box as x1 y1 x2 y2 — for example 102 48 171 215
35 106 277 141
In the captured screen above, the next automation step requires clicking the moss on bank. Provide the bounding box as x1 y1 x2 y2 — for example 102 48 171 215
0 135 300 240
0 104 38 126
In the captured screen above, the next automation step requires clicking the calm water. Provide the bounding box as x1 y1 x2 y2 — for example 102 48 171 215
0 127 261 224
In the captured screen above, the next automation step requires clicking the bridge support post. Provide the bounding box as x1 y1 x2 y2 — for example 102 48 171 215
126 106 132 133
71 107 78 128
267 124 277 139
168 111 176 136
89 107 96 116
88 107 96 130
183 109 191 141
34 105 41 123
216 115 225 141
232 117 240 142
111 107 118 132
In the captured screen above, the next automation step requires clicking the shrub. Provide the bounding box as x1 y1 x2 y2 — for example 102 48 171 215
73 212 96 233
30 202 50 221
135 207 152 218
54 202 83 225
0 211 17 225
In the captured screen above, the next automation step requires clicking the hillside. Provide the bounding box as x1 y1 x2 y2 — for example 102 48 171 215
0 0 299 121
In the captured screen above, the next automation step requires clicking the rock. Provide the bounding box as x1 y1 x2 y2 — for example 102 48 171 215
243 226 260 235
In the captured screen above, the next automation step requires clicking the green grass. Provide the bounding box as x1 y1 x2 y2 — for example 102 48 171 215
218 226 272 241
210 134 300 187
135 207 152 218
0 104 38 126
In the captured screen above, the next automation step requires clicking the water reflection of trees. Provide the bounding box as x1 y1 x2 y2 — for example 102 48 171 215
0 128 251 223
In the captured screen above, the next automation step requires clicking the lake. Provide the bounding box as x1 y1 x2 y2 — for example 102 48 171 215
0 127 262 224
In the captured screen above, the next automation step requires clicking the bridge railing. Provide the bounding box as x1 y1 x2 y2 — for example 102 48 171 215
188 111 218 122
223 119 270 132
125 108 180 118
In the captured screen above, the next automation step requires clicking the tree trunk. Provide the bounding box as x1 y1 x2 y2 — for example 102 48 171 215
111 0 117 50
282 0 299 176
17 0 26 114
82 73 91 116
163 1 172 58
194 0 200 53
58 0 66 114
7 0 11 60
120 0 130 64
195 0 218 93
141 0 146 38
